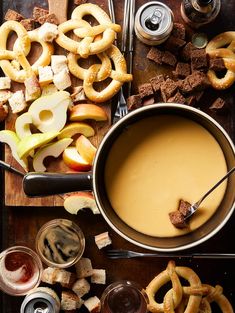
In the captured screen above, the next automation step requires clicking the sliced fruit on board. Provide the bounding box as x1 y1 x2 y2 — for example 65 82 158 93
64 191 100 215
76 135 97 165
69 104 108 122
15 112 33 140
63 146 91 171
58 122 95 140
0 130 28 171
33 138 73 172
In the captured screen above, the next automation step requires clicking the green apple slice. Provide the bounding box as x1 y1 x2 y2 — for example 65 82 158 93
17 131 59 159
15 112 33 140
58 122 95 140
28 91 72 133
0 130 28 171
33 138 73 172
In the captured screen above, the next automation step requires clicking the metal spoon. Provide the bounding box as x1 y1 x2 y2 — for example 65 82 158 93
185 166 235 220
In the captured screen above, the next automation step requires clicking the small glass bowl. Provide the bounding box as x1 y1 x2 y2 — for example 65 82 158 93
101 280 149 313
36 219 85 268
0 246 43 296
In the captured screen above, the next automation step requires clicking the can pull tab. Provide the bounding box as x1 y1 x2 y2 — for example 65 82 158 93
145 9 164 31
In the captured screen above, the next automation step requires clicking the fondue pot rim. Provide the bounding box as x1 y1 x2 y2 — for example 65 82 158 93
92 103 235 252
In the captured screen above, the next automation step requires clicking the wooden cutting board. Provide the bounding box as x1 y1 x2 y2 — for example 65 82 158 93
4 0 112 206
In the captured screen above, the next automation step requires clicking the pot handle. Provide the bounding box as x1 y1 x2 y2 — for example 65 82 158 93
23 172 93 197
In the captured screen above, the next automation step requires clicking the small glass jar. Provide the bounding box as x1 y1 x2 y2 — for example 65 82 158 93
36 219 85 268
101 280 149 313
0 246 43 296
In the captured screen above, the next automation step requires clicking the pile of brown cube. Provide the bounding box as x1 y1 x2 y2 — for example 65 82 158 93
127 23 227 112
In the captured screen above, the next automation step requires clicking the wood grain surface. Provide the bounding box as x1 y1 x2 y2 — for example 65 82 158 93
1 0 235 312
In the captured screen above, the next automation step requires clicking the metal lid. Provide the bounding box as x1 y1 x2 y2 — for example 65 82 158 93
192 32 208 48
135 1 174 41
20 292 59 313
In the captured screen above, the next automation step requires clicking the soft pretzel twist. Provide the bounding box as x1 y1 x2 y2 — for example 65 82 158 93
56 3 121 58
206 31 235 89
68 45 132 103
0 21 53 83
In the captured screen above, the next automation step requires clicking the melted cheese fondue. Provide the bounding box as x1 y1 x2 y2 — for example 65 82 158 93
104 115 227 237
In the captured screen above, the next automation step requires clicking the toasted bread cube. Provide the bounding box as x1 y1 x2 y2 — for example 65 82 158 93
24 75 41 101
72 278 90 298
0 90 12 104
91 269 106 284
8 90 27 113
38 66 53 86
84 296 101 313
61 291 80 311
53 69 71 90
41 84 58 96
54 269 76 288
41 267 59 284
0 77 11 90
71 86 87 102
95 232 112 249
75 257 93 278
38 22 59 42
51 55 68 74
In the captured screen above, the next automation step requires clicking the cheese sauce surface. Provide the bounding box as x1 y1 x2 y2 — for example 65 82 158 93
104 115 227 237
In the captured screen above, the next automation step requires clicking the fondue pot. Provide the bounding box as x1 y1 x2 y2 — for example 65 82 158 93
23 103 235 252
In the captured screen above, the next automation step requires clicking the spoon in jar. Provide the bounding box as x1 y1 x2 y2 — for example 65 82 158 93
185 166 235 220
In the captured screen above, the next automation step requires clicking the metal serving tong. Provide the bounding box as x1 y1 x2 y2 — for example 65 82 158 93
108 0 135 122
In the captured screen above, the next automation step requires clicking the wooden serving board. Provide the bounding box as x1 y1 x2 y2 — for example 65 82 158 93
3 0 112 206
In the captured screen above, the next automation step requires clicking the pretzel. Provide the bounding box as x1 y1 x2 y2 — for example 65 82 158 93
206 32 235 89
199 285 234 313
68 45 132 102
56 3 121 58
145 261 208 313
0 21 53 83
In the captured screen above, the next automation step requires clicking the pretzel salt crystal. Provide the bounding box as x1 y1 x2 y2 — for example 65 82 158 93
206 31 235 89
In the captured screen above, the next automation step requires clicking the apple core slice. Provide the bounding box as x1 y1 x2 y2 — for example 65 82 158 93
76 135 97 165
33 138 73 172
64 192 100 215
63 146 91 171
15 112 33 140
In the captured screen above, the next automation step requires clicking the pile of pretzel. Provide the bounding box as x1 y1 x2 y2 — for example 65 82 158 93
146 260 233 313
206 31 235 90
0 3 132 103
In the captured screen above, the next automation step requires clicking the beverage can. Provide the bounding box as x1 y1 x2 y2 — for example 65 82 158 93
20 287 60 313
134 1 174 46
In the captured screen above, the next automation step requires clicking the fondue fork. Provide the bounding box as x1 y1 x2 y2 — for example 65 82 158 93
106 249 235 259
185 166 235 220
0 160 24 176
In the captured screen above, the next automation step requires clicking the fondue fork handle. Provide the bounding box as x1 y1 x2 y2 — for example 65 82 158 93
23 172 93 197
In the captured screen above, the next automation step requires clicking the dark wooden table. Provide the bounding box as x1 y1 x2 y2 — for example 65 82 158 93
1 0 235 312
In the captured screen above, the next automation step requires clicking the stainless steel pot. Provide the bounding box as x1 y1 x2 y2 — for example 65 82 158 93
23 103 235 252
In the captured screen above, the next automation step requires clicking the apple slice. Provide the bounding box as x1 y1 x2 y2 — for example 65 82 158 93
28 91 72 133
69 104 108 122
64 191 100 215
76 135 97 165
58 122 95 140
33 138 73 172
0 130 28 171
63 146 91 171
17 131 59 159
15 112 33 140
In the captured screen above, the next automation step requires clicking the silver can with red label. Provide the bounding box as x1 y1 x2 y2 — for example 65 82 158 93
20 287 60 313
134 1 174 46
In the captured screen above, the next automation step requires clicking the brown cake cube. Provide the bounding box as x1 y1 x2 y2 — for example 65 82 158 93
209 97 228 114
147 47 163 65
4 9 24 21
171 23 186 40
177 78 193 94
127 94 142 111
209 58 226 71
164 35 186 54
178 199 192 217
162 51 177 67
181 42 197 62
191 49 208 70
167 91 186 104
138 83 154 99
187 71 210 91
150 74 165 92
160 78 178 102
186 95 196 106
169 211 187 228
38 13 59 25
74 0 88 4
174 62 191 78
20 19 35 31
33 6 49 22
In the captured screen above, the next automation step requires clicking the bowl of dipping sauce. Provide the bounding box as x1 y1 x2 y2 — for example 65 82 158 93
0 246 43 296
36 219 85 268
